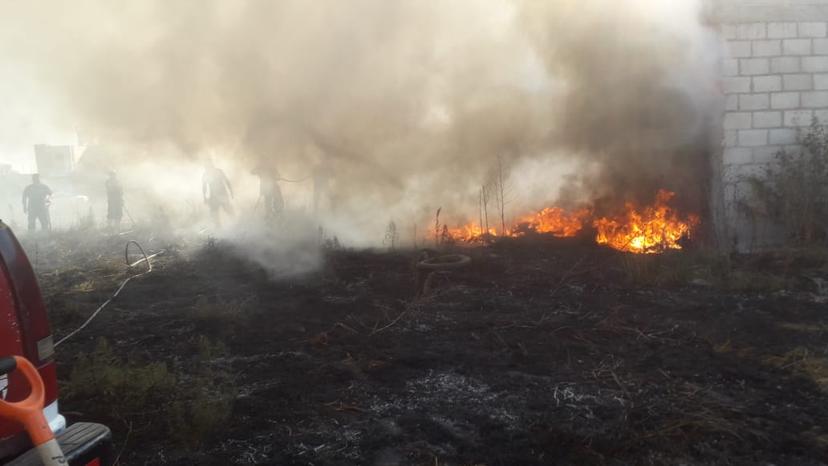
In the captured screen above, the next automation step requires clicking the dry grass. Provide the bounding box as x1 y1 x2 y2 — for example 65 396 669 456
778 322 828 333
764 347 828 390
63 337 236 447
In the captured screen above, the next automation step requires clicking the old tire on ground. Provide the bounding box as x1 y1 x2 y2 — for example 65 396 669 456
416 254 471 270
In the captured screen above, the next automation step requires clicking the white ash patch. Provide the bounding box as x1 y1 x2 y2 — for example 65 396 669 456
552 383 603 408
236 379 282 398
489 408 520 427
219 433 275 465
413 323 432 332
406 371 497 404
283 422 364 462
368 370 524 431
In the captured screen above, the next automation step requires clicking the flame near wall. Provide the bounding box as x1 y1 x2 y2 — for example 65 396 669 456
0 1 720 262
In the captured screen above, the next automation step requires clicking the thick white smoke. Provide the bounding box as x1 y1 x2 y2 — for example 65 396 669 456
0 0 718 262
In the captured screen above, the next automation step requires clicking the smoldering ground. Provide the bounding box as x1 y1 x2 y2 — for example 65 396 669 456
0 0 719 260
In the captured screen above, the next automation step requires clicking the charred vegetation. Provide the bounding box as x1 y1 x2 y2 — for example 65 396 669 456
33 229 828 465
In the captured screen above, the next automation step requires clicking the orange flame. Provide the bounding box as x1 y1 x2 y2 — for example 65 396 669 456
446 224 500 242
516 207 590 237
441 190 699 253
593 190 700 254
446 207 588 243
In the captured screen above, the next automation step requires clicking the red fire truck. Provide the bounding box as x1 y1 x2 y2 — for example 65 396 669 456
0 220 112 465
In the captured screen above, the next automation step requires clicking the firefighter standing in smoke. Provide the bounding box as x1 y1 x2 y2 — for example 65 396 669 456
252 164 284 221
22 174 52 232
105 170 124 230
202 159 234 226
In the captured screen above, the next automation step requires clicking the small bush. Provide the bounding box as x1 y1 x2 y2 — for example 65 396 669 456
65 338 176 416
742 118 828 245
190 296 248 339
63 337 235 447
167 378 235 447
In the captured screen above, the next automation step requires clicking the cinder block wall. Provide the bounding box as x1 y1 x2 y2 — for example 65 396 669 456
713 0 828 249
722 20 828 166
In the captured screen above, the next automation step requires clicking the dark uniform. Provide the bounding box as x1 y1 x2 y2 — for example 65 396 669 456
256 169 284 221
22 176 52 232
203 164 234 226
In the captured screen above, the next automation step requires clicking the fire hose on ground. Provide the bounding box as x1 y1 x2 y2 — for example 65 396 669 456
54 241 157 348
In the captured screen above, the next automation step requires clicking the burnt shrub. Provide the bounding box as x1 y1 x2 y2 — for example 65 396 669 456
742 118 828 246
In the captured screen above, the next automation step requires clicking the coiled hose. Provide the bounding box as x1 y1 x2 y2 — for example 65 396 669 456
54 241 155 347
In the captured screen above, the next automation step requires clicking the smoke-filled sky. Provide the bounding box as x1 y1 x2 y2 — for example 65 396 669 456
0 0 719 242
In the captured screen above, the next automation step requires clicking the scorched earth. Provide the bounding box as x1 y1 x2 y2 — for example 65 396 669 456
27 229 828 466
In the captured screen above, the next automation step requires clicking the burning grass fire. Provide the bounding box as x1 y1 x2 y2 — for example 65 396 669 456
448 190 699 254
594 189 701 254
518 207 591 238
9 1 828 464
23 221 828 466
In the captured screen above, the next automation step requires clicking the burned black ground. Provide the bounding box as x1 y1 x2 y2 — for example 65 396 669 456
27 231 828 465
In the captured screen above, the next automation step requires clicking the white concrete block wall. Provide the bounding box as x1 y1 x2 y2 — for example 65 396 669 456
713 1 828 249
720 21 828 175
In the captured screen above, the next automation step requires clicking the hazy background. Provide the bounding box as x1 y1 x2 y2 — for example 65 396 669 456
0 0 720 253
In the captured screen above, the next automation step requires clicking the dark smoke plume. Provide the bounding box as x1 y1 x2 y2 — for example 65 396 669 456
0 0 717 241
